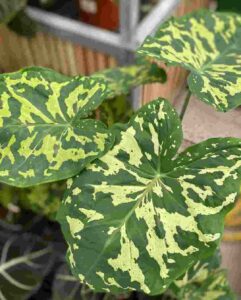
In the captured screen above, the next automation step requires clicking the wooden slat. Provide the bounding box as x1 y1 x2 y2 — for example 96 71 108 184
75 45 87 75
0 24 117 76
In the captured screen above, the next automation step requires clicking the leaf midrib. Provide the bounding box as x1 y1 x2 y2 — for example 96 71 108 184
84 175 162 281
200 43 237 73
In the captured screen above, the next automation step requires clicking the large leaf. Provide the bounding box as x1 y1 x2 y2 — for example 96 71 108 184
57 98 241 295
0 0 26 24
0 67 114 187
137 10 241 112
92 62 166 99
0 229 53 300
170 251 235 299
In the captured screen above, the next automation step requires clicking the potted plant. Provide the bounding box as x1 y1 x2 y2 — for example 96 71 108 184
0 8 240 299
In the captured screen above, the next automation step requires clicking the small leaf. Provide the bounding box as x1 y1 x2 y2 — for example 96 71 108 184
0 0 27 24
170 251 235 300
138 10 241 112
0 229 53 300
57 98 241 295
92 62 166 99
0 67 114 187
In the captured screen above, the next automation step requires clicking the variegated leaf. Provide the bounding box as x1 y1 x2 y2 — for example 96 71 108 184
138 10 241 112
57 98 241 295
92 62 166 99
170 252 235 300
172 270 235 300
0 67 114 187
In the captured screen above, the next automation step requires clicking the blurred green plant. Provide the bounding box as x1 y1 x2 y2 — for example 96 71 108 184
0 182 63 220
217 0 241 13
0 0 38 36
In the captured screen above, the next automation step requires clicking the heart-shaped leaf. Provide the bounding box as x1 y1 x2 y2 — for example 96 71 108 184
138 10 241 112
0 67 114 187
57 99 241 295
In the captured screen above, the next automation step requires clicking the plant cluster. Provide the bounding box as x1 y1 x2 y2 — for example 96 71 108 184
0 8 241 300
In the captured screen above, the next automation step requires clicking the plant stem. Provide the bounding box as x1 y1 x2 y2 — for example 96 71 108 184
180 90 192 121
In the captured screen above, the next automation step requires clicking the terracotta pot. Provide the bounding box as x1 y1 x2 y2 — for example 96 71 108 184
77 0 119 31
142 0 210 105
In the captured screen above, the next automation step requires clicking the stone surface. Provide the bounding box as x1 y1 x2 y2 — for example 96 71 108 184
175 96 241 146
221 242 241 297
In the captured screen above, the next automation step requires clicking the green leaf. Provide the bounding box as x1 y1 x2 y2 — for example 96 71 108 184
0 67 114 187
170 251 236 300
174 270 236 300
137 10 241 112
92 62 166 99
0 0 27 24
57 98 241 295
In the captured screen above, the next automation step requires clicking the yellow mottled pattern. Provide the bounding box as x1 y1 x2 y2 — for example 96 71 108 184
0 68 112 186
47 81 69 120
72 187 81 196
199 160 241 186
135 191 169 279
58 99 241 295
5 75 53 124
67 216 84 239
79 208 104 222
18 169 35 178
65 80 104 118
0 92 11 126
138 11 241 111
108 224 150 293
0 135 16 164
91 183 146 206
119 128 143 167
140 13 239 70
